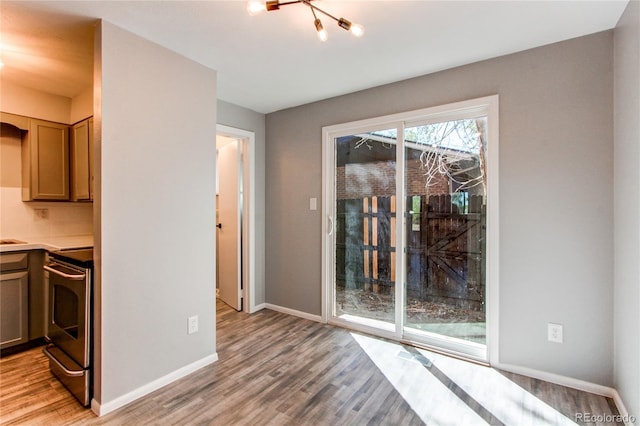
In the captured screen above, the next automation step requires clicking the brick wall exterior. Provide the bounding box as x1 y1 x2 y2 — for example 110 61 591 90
337 159 450 200
406 159 450 196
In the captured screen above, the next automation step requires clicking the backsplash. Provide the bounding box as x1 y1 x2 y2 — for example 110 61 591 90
1 124 93 239
0 187 93 239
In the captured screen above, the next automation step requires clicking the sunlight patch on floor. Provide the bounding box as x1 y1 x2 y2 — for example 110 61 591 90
352 332 576 426
351 333 487 425
422 350 576 426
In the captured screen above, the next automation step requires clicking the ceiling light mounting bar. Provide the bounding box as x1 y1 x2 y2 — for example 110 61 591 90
302 1 337 23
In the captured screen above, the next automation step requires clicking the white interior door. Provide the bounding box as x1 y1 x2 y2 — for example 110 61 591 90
217 139 242 311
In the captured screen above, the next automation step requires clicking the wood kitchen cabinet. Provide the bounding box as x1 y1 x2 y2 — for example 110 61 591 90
22 118 70 201
0 111 29 130
2 112 93 203
70 117 94 201
0 252 29 349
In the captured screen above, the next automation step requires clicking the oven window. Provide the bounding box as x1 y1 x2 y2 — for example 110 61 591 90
53 285 79 339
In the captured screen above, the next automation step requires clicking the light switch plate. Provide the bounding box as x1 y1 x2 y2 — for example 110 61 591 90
310 197 317 211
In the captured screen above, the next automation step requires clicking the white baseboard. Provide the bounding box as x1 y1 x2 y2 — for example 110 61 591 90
497 362 615 397
497 363 637 424
91 353 218 417
611 390 634 426
251 302 266 313
264 303 323 323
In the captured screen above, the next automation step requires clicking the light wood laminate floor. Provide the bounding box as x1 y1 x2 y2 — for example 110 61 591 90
1 301 622 425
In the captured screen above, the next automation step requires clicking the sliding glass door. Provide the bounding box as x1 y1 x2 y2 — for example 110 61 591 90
334 129 397 330
324 97 498 362
402 118 488 354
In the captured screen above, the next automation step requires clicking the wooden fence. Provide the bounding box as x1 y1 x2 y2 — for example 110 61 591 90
336 194 486 310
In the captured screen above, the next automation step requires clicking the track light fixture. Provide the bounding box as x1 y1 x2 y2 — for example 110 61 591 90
247 0 364 42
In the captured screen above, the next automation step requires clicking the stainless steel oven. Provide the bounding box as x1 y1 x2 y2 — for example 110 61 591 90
43 248 93 407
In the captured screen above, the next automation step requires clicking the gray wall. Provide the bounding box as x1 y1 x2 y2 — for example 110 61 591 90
614 0 640 419
97 21 217 404
217 100 266 306
266 32 614 386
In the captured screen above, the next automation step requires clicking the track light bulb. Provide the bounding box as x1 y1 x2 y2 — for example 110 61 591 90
314 18 328 42
350 23 364 37
247 0 266 15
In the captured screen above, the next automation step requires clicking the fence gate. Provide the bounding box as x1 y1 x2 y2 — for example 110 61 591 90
407 194 486 310
337 194 485 310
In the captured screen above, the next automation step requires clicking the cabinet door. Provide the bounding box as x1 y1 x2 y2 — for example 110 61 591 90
71 119 91 201
24 119 70 201
0 271 29 349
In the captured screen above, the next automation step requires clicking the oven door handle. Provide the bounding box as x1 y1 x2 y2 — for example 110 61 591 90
44 264 86 280
43 346 85 377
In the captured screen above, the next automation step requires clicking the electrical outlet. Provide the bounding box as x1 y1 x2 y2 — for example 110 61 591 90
34 208 49 220
188 316 199 335
548 323 563 343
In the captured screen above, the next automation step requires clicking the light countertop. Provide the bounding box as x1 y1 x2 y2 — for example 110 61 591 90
0 234 93 253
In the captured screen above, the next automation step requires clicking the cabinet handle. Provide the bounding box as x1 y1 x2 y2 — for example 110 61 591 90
217 223 222 229
44 264 85 280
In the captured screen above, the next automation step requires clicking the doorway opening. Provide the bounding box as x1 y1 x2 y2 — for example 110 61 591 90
216 125 257 313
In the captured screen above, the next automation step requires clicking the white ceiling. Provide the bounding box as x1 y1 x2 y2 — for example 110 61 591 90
0 0 629 114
